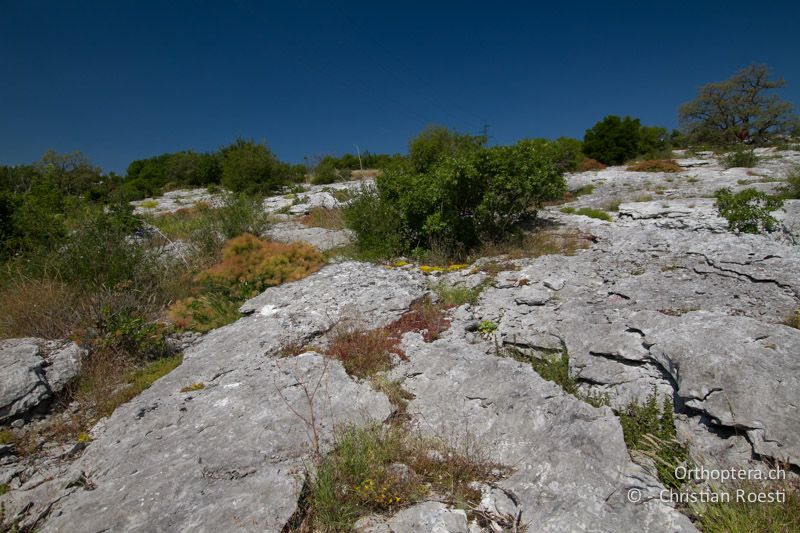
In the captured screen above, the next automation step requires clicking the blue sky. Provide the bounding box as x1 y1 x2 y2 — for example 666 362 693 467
1 0 798 173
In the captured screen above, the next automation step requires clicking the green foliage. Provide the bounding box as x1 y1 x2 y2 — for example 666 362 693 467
529 352 578 395
637 126 671 159
477 320 497 335
408 125 486 173
679 64 796 146
220 138 291 194
583 115 643 165
572 184 595 196
311 156 351 185
97 308 172 360
560 206 613 221
715 188 784 233
695 480 800 533
619 391 688 490
721 148 759 169
431 281 488 307
345 131 565 260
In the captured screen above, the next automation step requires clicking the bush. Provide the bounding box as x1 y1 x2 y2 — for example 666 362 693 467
345 137 565 260
715 188 784 233
627 159 682 173
583 115 643 165
408 125 485 173
779 167 800 199
311 156 352 185
721 148 759 169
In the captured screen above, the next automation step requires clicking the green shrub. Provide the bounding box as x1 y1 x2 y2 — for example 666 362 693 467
345 136 565 260
619 391 688 490
715 188 784 233
219 138 290 194
721 148 759 169
583 115 643 165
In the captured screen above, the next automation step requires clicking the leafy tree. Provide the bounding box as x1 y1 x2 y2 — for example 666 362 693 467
679 64 796 146
408 125 486 173
345 135 565 259
165 151 221 186
37 150 102 196
582 116 642 165
638 126 670 158
220 139 289 194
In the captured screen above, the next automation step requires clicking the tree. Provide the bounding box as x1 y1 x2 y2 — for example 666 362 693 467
583 116 642 165
408 125 486 173
679 64 795 146
219 139 289 194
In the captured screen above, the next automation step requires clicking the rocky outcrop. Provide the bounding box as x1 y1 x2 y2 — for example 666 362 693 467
387 330 697 532
265 221 353 251
0 339 85 424
2 263 423 531
131 188 224 215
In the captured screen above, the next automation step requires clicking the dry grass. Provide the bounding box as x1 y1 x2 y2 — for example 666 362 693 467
627 159 682 173
297 207 345 230
783 309 800 329
0 278 84 339
384 298 451 343
476 229 593 260
324 327 399 379
579 158 607 171
294 424 508 532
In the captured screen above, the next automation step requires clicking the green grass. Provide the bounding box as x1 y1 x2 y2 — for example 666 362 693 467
0 428 15 445
560 206 613 221
431 280 489 307
139 199 159 209
571 184 595 197
692 480 800 533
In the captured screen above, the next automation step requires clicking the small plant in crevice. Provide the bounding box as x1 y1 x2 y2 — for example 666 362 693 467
477 320 498 338
714 188 783 234
783 308 800 330
618 389 688 490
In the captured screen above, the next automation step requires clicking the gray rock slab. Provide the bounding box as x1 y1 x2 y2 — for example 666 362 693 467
265 221 353 251
392 333 697 532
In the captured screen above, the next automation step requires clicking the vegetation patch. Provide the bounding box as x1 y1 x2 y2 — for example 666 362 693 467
571 184 595 196
578 158 606 171
721 148 759 169
627 159 682 173
296 424 506 531
560 206 613 221
168 234 324 331
384 298 451 343
714 188 784 234
691 477 800 533
618 389 688 490
783 309 800 329
431 280 489 307
324 327 399 379
180 382 205 393
297 207 345 230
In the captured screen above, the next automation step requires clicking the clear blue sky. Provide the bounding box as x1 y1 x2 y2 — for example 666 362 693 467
2 0 799 174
